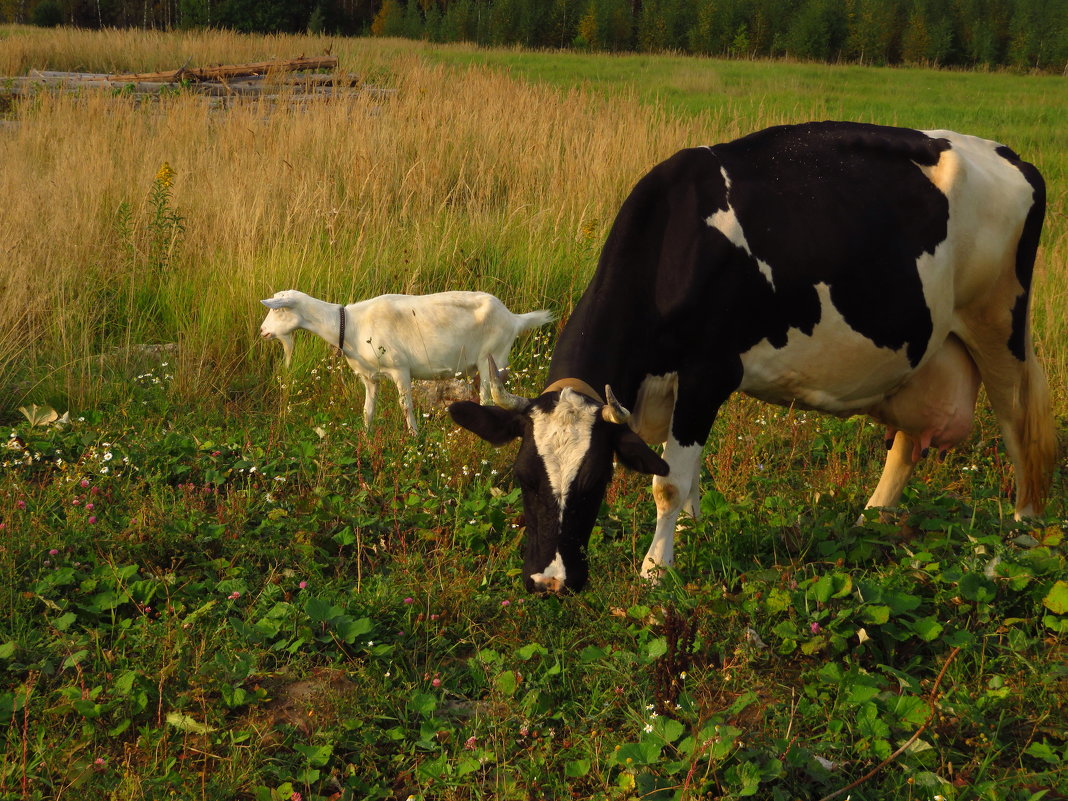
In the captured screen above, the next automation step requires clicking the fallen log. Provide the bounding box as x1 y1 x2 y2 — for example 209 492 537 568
110 56 339 84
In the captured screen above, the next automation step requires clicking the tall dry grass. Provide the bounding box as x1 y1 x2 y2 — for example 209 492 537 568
0 30 718 409
1 26 1065 422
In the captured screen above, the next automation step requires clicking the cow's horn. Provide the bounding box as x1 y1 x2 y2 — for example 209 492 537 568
602 384 631 424
487 355 530 411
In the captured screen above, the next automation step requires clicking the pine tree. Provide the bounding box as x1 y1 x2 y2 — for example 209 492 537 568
371 0 407 36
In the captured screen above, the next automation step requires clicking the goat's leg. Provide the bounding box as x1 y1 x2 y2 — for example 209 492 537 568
356 373 379 430
388 369 419 434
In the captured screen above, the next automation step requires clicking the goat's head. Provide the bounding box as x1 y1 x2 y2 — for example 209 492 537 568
259 290 306 367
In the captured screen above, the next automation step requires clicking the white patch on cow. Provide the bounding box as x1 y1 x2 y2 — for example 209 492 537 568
530 551 566 587
531 388 597 521
718 164 732 191
739 282 918 413
919 130 1036 307
705 206 776 289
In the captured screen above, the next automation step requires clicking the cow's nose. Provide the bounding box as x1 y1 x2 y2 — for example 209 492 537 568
531 576 565 594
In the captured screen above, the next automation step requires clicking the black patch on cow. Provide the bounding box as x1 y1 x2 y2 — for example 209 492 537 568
996 144 1046 361
710 121 949 367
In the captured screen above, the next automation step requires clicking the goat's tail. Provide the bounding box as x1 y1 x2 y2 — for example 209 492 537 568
516 309 554 334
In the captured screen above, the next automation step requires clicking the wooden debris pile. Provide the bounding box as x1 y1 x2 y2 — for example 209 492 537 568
0 56 391 106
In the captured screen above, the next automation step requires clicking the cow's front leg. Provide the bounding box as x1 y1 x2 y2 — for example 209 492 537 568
641 437 703 581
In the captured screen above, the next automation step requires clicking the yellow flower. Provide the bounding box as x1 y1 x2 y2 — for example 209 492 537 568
155 162 175 189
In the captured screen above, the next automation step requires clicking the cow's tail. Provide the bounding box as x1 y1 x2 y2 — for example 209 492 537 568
1017 344 1056 515
516 310 554 334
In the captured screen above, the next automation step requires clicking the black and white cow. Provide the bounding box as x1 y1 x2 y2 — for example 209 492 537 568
450 121 1055 594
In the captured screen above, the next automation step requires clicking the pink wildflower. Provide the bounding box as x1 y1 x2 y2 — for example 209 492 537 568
85 503 94 511
49 548 59 556
464 736 477 750
16 499 26 510
432 677 442 688
88 516 97 524
501 599 511 607
404 597 414 605
810 622 821 634
80 478 90 488
298 581 307 589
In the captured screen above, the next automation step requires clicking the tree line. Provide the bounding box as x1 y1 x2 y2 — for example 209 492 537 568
7 0 1068 73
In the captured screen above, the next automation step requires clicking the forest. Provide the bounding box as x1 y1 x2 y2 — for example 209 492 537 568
5 0 1068 72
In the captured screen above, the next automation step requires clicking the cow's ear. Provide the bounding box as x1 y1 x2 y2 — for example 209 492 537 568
449 401 524 446
612 425 669 476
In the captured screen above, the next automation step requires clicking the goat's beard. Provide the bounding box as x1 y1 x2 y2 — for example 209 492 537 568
276 333 294 367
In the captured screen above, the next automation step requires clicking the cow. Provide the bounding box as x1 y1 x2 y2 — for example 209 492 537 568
449 121 1056 594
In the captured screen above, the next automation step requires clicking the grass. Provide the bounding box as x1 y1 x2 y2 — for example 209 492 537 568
0 26 1065 801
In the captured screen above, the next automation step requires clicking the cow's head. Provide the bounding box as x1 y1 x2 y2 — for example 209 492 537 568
259 290 307 366
449 364 668 594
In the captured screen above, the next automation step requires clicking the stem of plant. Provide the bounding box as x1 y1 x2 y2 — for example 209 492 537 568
816 646 961 801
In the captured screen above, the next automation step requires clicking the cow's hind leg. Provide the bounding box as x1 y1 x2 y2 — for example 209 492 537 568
862 431 921 519
960 323 1054 517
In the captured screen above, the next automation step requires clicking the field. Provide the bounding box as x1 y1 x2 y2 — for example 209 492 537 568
1 26 1065 801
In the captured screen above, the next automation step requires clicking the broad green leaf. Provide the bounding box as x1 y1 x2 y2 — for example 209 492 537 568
516 642 548 660
166 711 214 734
860 604 891 625
294 743 333 767
112 670 137 696
646 637 668 660
0 641 14 659
332 527 356 546
495 670 517 696
856 702 890 740
654 717 685 744
846 684 880 706
457 757 482 777
578 645 607 662
1042 580 1068 615
303 595 343 622
812 574 834 603
1024 741 1060 764
408 693 437 716
61 649 89 670
911 616 943 642
764 587 791 613
959 572 996 603
564 759 590 777
334 616 373 643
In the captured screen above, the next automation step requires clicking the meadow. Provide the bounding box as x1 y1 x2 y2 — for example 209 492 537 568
0 26 1065 801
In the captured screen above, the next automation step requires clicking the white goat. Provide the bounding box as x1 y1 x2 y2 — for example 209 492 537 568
259 289 553 433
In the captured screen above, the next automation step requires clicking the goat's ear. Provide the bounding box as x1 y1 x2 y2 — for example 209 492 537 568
261 297 292 310
449 401 524 446
611 425 669 476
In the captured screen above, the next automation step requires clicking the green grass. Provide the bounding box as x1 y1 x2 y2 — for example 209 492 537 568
418 46 1068 180
1 32 1066 801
